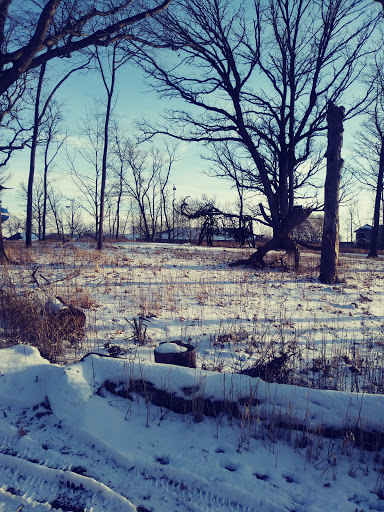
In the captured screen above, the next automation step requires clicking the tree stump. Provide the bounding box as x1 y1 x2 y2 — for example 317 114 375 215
154 341 196 368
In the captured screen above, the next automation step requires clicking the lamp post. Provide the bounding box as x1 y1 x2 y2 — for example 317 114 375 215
172 185 176 243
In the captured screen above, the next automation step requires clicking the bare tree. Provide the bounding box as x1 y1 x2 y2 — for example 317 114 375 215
64 199 84 239
346 201 362 245
48 187 65 240
156 144 178 240
26 59 90 246
0 0 173 258
0 180 11 261
20 178 49 240
292 214 323 245
4 213 24 239
40 102 66 241
137 0 381 264
117 141 176 241
95 43 131 250
26 62 46 245
205 142 257 246
0 0 172 99
0 74 33 167
350 62 384 257
69 105 114 238
110 128 178 241
110 124 130 240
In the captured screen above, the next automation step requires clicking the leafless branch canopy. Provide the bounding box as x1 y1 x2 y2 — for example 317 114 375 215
136 0 382 234
0 0 172 97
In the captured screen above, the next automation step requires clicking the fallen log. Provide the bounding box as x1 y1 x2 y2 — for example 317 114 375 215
101 377 384 451
28 266 86 341
45 297 86 340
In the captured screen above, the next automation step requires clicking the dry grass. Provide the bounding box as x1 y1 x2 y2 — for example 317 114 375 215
1 240 384 491
0 258 88 363
0 283 66 362
1 241 383 393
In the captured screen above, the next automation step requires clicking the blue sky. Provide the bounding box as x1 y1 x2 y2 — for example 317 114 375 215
2 50 375 239
3 57 236 219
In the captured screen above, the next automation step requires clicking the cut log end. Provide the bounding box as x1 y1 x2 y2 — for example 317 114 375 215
56 306 86 330
154 340 196 368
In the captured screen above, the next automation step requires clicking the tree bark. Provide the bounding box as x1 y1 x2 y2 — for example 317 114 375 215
0 210 8 263
115 172 123 239
97 48 117 251
319 101 345 284
97 91 113 250
368 136 384 258
26 62 46 247
45 297 86 326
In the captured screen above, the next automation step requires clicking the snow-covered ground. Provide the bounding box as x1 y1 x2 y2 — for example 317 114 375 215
0 242 383 511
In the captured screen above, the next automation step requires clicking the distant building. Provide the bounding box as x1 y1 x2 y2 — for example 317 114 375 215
6 233 39 241
355 224 384 249
1 206 9 223
156 227 263 245
7 233 22 241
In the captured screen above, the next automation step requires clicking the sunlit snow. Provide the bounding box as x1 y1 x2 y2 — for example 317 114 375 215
0 242 383 512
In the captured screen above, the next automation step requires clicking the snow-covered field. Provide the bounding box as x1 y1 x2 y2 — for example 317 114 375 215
0 242 383 512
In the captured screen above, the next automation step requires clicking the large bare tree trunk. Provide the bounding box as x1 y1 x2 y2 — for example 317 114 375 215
237 206 312 268
319 101 345 284
368 136 384 258
26 62 46 247
0 212 8 263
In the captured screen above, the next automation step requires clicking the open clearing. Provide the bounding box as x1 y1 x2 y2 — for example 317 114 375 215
0 242 383 512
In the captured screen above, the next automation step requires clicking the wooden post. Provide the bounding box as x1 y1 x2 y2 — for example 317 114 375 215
319 101 345 284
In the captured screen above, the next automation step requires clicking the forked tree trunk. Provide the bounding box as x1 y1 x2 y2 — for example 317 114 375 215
243 206 312 267
319 101 345 284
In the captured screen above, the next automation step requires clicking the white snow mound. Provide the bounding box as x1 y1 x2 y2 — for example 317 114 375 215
155 342 188 353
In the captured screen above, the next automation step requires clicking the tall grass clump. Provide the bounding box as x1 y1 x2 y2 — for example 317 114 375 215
0 269 84 362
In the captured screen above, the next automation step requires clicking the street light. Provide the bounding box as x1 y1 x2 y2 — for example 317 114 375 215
172 185 176 242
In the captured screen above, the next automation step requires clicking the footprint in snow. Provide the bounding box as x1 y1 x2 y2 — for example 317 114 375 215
224 464 237 472
156 457 169 465
254 473 269 481
283 474 297 483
